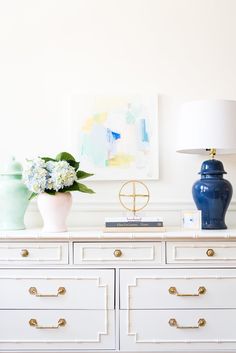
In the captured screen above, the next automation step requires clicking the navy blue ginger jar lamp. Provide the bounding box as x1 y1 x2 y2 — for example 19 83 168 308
192 150 232 229
177 100 236 230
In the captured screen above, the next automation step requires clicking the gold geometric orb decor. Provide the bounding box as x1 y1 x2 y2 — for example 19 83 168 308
119 180 150 216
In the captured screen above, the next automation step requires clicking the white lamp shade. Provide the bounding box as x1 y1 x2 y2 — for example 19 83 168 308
176 99 236 155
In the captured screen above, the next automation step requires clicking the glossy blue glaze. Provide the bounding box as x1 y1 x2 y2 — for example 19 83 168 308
192 159 233 230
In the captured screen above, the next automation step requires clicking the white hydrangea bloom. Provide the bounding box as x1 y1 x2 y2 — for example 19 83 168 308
23 158 77 194
22 158 47 194
46 160 76 191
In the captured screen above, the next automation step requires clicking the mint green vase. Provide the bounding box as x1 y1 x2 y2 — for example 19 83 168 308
0 157 30 230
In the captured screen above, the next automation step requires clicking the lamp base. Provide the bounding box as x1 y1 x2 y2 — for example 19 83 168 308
201 220 227 230
192 159 232 230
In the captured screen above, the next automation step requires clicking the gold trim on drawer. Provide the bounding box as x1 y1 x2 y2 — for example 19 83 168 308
74 242 162 264
0 243 69 264
166 242 236 263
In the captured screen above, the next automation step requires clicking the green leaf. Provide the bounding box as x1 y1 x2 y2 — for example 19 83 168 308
45 190 56 196
29 192 37 200
77 182 95 194
63 182 95 194
76 170 94 180
42 157 56 162
59 188 71 193
68 160 80 170
56 152 75 162
60 183 79 192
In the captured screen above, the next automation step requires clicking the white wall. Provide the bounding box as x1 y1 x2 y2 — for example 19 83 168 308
1 0 236 228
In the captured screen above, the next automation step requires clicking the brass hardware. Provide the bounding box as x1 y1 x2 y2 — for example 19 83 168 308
119 180 150 216
114 249 122 258
29 318 66 329
21 249 29 257
206 248 215 257
206 148 217 159
169 318 206 329
29 287 66 297
169 286 206 296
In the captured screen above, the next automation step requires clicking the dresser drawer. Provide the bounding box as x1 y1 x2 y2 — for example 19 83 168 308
120 309 236 351
0 309 115 350
120 268 236 309
167 241 236 264
74 242 162 264
0 242 68 265
0 269 114 309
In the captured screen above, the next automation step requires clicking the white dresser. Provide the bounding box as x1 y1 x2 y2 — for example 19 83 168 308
1 228 236 353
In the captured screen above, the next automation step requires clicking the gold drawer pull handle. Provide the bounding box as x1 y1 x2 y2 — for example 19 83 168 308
114 249 122 257
169 318 206 329
169 286 206 296
206 248 215 257
29 318 66 329
21 249 29 257
29 287 66 297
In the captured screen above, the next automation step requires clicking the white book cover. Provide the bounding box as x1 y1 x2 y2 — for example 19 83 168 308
105 217 163 223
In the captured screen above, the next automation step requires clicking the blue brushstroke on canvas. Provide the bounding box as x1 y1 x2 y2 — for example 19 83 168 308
106 129 121 143
140 118 149 142
106 128 121 159
111 131 121 140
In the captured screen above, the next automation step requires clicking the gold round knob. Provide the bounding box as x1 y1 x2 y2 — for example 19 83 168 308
169 287 177 295
198 318 206 327
58 287 66 295
198 286 206 295
206 248 215 257
29 287 37 295
29 318 37 327
58 318 66 327
169 318 177 327
21 249 29 257
113 249 122 258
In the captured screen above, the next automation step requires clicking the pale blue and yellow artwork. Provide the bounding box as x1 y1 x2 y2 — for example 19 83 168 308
69 95 158 180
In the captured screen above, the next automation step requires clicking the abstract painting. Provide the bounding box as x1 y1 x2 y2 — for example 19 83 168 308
69 95 159 180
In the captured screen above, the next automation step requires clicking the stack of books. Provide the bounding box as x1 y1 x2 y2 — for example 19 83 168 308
104 217 165 233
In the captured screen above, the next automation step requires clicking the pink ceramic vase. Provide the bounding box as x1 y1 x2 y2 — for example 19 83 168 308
37 192 72 232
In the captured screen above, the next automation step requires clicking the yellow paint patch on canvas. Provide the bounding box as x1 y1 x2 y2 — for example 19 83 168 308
81 116 94 132
82 112 108 131
94 112 108 123
107 153 134 167
94 97 129 112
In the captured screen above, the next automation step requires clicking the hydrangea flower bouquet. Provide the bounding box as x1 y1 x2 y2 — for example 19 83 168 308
23 152 94 200
23 152 94 232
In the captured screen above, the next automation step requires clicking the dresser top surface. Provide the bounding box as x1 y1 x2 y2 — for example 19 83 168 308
0 227 236 241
